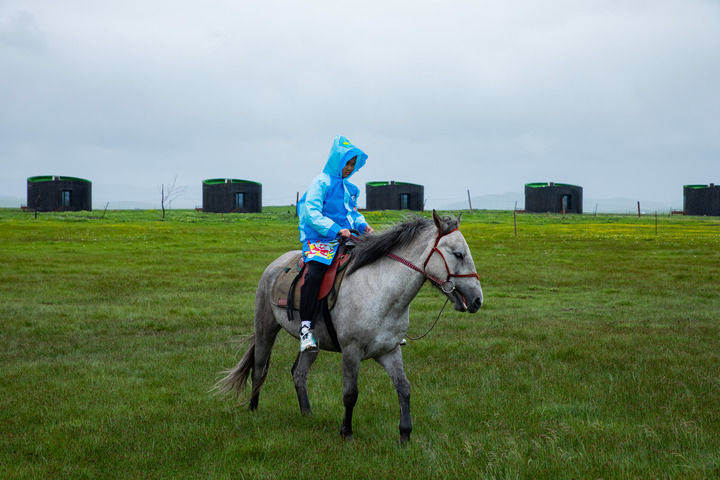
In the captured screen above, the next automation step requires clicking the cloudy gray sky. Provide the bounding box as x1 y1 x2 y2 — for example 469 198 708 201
2 0 718 212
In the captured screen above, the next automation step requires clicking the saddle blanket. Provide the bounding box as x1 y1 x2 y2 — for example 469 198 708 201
271 251 353 312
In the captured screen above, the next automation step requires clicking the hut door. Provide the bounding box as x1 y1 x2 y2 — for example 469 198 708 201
235 192 245 210
562 194 572 212
400 193 409 210
61 190 71 208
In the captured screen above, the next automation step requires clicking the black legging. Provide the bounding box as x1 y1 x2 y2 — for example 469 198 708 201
299 260 329 323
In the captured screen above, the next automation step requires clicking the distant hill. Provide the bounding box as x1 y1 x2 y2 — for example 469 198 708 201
442 192 523 212
0 195 24 208
442 193 680 214
583 197 678 215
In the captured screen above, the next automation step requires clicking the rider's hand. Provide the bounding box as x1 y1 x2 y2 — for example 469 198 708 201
364 225 375 234
339 229 351 238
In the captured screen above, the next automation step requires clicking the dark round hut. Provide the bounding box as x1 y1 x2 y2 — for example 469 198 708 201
525 182 583 214
365 181 424 211
684 184 720 216
202 179 262 213
27 176 92 212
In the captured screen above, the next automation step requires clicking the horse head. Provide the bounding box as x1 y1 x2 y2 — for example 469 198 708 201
426 210 484 313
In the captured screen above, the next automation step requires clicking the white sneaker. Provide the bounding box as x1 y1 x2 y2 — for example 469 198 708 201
299 327 318 352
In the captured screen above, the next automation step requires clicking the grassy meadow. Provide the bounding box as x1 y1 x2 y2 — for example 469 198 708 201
1 207 719 479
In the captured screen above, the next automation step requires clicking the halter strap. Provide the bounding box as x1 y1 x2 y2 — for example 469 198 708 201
387 227 479 290
386 252 446 287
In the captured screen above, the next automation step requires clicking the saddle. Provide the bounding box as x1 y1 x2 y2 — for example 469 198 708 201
271 248 354 312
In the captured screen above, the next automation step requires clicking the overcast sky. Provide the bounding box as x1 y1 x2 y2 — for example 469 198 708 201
1 0 718 211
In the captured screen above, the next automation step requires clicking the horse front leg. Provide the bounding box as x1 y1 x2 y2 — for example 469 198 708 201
291 350 319 415
375 347 412 443
340 348 361 440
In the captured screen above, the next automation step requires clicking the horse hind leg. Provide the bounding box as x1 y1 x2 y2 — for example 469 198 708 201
248 301 281 411
291 349 319 415
375 347 412 443
340 347 361 440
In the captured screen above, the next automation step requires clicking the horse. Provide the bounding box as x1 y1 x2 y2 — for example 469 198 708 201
217 210 483 443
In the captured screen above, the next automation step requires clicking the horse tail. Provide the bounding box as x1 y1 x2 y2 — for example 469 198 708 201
214 335 255 398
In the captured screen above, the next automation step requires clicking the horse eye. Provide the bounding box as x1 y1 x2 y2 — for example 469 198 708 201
453 251 464 260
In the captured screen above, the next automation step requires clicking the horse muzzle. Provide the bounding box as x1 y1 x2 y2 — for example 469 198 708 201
448 284 483 313
468 294 483 313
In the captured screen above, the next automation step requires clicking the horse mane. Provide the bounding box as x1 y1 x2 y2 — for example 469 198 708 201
348 216 433 275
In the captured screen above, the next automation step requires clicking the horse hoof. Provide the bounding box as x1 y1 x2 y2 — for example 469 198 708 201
340 429 353 441
399 433 411 445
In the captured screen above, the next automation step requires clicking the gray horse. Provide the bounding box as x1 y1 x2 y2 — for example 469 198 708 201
218 210 483 442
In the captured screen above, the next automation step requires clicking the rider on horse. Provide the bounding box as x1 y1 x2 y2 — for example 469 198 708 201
296 135 374 351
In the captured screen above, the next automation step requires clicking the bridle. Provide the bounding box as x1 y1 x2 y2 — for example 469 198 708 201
387 227 479 294
386 227 480 341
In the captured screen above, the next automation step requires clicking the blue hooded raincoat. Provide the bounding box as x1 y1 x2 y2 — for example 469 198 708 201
297 135 369 265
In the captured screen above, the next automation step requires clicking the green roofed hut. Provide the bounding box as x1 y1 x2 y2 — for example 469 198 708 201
525 182 583 214
366 181 424 211
202 178 262 213
27 176 92 212
684 184 720 216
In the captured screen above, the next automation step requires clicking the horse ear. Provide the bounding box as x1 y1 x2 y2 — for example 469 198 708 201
432 209 441 231
456 212 462 226
433 209 456 234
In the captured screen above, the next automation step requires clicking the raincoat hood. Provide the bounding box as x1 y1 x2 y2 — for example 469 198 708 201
322 135 367 179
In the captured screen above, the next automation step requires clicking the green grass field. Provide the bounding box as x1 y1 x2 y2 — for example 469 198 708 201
1 207 719 479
